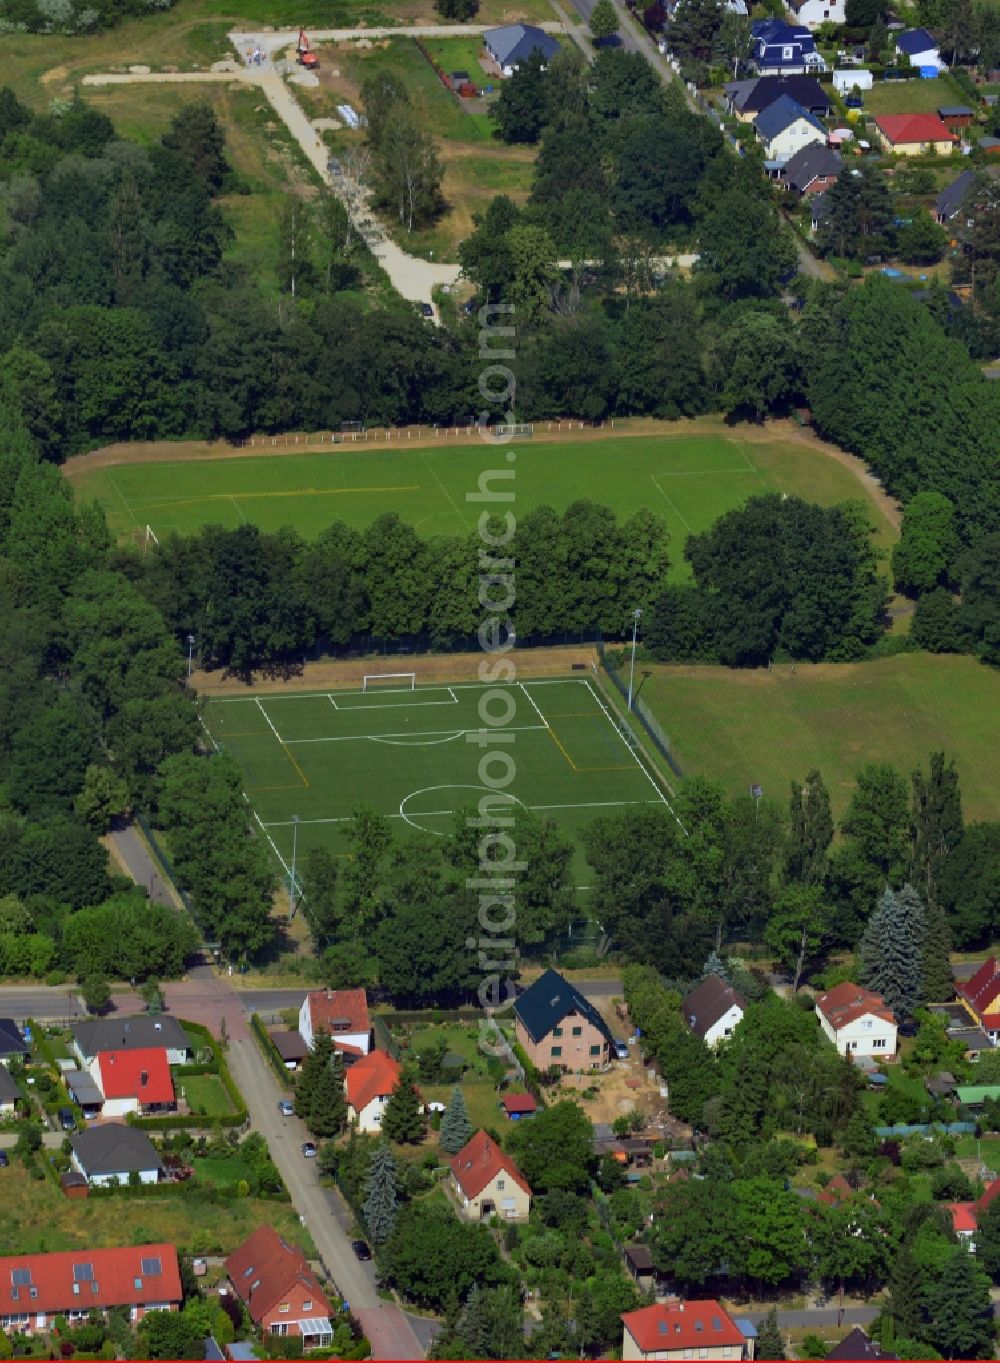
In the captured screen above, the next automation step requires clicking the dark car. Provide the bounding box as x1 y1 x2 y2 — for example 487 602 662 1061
0 1150 9 1168
420 302 434 318
352 1240 372 1261
58 1107 76 1132
898 1021 919 1037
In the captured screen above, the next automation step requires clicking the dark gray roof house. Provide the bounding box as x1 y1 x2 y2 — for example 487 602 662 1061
513 969 616 1047
681 975 747 1045
734 75 832 117
895 26 937 57
826 1328 899 1360
0 1065 19 1110
783 142 842 194
71 1016 191 1064
70 1124 163 1184
0 1018 28 1065
935 167 977 223
484 23 559 72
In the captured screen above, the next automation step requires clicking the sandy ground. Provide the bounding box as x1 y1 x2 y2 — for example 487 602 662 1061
193 645 599 693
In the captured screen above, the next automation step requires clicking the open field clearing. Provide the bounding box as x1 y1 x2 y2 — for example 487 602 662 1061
862 73 969 116
202 676 675 883
67 427 898 579
640 654 1000 822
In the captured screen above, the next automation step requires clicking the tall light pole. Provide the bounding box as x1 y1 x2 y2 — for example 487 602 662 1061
627 608 641 711
187 634 196 681
289 814 300 919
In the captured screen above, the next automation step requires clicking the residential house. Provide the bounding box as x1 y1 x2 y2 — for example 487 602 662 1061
755 95 828 164
727 74 832 121
939 104 974 130
783 142 842 194
0 1245 181 1336
621 1300 755 1360
483 24 559 76
0 1019 28 1067
959 958 1000 1040
874 113 957 155
681 975 746 1049
71 1017 192 1068
925 1070 957 1099
0 1065 18 1114
946 1201 978 1249
344 1050 402 1132
817 1172 854 1206
750 20 826 75
826 1329 900 1360
269 1031 309 1072
297 988 371 1057
513 968 616 1071
935 167 977 223
980 136 1000 156
89 1048 175 1117
70 1124 163 1187
811 189 833 233
225 1226 333 1348
449 1129 531 1221
500 1091 537 1120
815 982 898 1058
786 0 845 29
894 27 943 70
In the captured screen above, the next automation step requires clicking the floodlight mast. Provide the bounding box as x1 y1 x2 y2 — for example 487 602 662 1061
627 609 642 711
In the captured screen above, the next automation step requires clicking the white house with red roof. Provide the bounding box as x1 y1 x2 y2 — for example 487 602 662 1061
622 1300 755 1360
298 988 371 1057
88 1048 175 1116
815 982 897 1058
449 1130 531 1221
0 1244 180 1336
946 1201 978 1249
345 1050 402 1133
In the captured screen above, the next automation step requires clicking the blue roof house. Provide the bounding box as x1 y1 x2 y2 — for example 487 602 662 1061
754 94 827 164
895 27 943 70
484 24 560 76
751 19 827 75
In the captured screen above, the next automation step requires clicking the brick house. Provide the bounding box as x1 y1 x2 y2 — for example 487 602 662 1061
225 1227 333 1348
449 1130 531 1221
513 969 616 1071
0 1244 181 1336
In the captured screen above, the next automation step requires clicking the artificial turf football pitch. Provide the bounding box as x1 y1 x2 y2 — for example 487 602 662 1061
68 430 897 579
202 676 675 889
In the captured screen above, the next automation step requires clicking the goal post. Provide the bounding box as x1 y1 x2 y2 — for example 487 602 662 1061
362 672 416 692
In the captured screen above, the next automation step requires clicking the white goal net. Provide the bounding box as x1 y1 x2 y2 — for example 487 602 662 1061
362 672 416 692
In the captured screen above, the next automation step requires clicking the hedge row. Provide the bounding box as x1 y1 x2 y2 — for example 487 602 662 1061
250 1012 294 1086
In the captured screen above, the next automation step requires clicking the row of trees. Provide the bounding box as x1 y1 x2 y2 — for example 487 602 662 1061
132 503 671 675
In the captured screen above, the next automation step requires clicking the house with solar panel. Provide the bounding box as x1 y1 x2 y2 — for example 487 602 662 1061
0 1245 181 1336
621 1300 757 1360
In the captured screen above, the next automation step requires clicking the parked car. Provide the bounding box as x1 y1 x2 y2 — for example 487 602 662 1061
898 1021 919 1037
352 1240 372 1260
279 1099 295 1117
58 1107 76 1132
301 1141 317 1158
0 1151 9 1167
420 302 434 318
614 1040 630 1061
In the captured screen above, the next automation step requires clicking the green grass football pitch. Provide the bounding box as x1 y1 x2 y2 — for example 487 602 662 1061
202 676 675 888
69 431 898 579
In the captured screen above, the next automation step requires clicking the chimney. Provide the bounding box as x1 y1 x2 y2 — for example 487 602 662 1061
665 1295 681 1309
140 1071 148 1087
326 988 332 1001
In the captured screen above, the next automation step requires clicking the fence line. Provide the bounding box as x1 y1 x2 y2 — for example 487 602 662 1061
595 642 685 781
224 417 622 450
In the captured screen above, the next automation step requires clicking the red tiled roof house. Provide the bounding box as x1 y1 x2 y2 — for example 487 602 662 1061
345 1051 402 1133
0 1244 181 1336
874 114 957 156
450 1130 531 1221
88 1048 175 1117
298 988 371 1057
225 1227 333 1348
621 1301 754 1360
815 982 897 1058
959 958 1000 1040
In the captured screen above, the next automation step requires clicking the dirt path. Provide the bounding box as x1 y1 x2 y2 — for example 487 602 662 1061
193 644 599 694
758 420 902 531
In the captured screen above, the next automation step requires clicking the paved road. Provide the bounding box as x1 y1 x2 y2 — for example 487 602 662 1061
238 974 623 1014
107 824 174 908
0 986 84 1023
742 1305 880 1329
